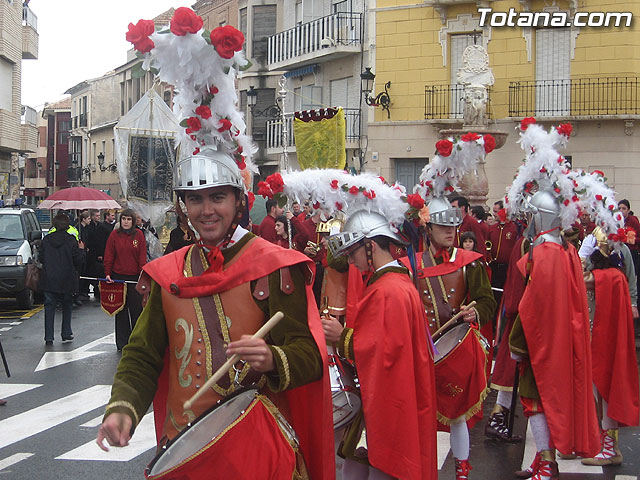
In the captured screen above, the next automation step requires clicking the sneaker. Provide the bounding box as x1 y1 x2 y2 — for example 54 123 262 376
45 340 53 346
62 335 74 343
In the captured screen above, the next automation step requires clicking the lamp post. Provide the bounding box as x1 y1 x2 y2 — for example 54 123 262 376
360 67 392 119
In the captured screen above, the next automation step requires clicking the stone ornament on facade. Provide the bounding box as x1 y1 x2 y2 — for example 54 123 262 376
457 45 493 129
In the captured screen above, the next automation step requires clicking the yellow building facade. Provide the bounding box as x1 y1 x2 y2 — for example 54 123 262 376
366 0 640 207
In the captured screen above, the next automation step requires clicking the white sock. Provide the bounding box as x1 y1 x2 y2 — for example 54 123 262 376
601 398 618 430
529 413 550 452
450 418 470 460
497 390 513 409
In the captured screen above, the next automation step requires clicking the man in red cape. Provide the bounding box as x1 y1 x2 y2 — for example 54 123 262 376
509 190 600 480
580 229 639 467
322 209 437 480
96 149 334 480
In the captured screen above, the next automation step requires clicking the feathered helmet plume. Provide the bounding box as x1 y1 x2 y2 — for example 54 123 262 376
126 8 257 178
258 169 408 231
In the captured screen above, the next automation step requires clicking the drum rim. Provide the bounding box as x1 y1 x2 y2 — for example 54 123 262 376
433 323 473 365
145 386 259 476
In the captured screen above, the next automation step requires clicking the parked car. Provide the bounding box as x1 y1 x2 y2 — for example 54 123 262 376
0 207 43 309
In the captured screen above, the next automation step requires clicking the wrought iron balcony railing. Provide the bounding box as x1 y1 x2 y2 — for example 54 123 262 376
424 84 492 120
509 77 640 117
266 108 361 150
268 12 362 67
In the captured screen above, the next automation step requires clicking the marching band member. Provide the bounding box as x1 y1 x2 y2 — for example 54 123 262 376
96 11 333 479
579 227 639 467
401 134 497 479
506 119 600 480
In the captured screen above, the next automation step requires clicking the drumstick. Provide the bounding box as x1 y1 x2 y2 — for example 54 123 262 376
183 311 284 410
431 301 477 341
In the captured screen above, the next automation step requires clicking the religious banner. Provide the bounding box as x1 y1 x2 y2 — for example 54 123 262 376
99 281 127 316
293 107 346 170
128 135 175 204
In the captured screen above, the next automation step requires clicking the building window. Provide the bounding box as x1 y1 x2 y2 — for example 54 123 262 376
0 59 13 111
294 86 323 112
239 8 247 39
535 27 571 116
252 5 276 60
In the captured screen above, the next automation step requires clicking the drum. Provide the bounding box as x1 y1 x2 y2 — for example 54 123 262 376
433 323 489 425
146 388 300 479
328 345 361 430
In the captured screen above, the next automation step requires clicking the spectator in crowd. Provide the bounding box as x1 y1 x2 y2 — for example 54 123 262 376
40 213 85 345
452 196 487 255
75 211 92 304
135 213 162 262
460 230 479 253
164 214 195 254
274 215 303 251
292 201 303 217
85 209 105 300
257 199 283 243
103 209 147 351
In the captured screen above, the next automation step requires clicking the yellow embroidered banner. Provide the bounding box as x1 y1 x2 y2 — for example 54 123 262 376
293 108 346 170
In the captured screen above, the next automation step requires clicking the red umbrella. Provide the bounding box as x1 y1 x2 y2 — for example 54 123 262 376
38 187 121 210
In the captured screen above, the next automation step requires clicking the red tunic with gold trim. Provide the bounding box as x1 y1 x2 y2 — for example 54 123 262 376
511 242 600 458
401 247 496 429
105 233 334 480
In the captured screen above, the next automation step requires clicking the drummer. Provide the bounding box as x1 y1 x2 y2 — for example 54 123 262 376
402 195 495 480
322 209 438 480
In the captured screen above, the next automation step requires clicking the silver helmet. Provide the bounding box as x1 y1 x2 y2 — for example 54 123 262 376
523 189 562 245
174 146 244 192
427 196 463 227
328 209 407 257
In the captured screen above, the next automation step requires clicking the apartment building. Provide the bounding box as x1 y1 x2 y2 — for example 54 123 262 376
0 0 38 199
368 0 640 206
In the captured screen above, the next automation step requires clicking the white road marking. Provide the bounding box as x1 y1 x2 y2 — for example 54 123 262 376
0 453 34 471
80 415 104 428
0 383 41 398
0 385 111 450
35 333 115 372
615 476 638 480
0 322 21 326
0 327 10 332
437 432 450 469
57 412 156 462
521 419 602 474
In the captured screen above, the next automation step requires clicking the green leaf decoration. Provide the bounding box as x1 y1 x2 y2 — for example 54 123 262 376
135 51 144 60
202 30 211 44
223 66 230 75
179 119 189 128
238 60 253 72
157 29 171 34
131 62 147 79
274 193 288 208
149 67 159 76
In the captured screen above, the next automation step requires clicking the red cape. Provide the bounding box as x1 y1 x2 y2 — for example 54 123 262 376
592 268 640 427
517 243 600 457
144 238 335 480
415 248 483 278
353 271 437 480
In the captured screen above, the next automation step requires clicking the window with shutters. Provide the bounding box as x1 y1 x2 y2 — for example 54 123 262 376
239 8 247 39
535 28 570 116
252 5 276 61
295 86 323 112
450 34 475 118
395 158 428 191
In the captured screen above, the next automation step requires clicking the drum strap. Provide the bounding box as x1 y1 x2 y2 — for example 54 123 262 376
421 250 454 322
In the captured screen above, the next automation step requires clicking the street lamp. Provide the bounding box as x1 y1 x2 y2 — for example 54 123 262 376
360 67 392 119
246 86 258 113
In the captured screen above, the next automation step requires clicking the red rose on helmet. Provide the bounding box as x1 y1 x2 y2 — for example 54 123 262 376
266 173 284 193
556 123 573 137
247 191 255 210
210 25 245 59
126 19 155 53
257 181 273 198
435 139 453 157
521 117 536 130
363 190 376 199
192 147 200 155
335 202 344 210
461 132 480 142
349 186 359 195
483 134 496 154
217 119 232 132
195 105 212 119
170 7 203 36
406 193 424 210
186 117 201 131
595 194 603 201
235 157 246 170
330 179 339 190
209 86 219 95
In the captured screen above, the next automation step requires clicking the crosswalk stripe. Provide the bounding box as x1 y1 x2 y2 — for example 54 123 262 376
57 412 156 462
615 476 638 480
521 419 602 475
0 453 34 471
35 333 115 372
0 383 42 398
0 385 111 450
437 431 451 469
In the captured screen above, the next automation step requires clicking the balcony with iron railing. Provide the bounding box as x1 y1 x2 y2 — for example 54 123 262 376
509 77 640 118
268 12 362 71
424 84 492 121
266 108 361 155
21 4 38 60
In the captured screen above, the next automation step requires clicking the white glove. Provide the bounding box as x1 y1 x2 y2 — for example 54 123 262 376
578 234 597 259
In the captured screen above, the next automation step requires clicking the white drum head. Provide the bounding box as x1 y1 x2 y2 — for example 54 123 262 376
433 323 469 364
148 388 258 475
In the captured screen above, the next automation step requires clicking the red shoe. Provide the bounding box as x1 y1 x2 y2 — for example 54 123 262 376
455 458 472 480
515 451 539 479
531 450 559 480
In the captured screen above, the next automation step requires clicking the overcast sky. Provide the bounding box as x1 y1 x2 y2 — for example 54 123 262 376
21 0 195 110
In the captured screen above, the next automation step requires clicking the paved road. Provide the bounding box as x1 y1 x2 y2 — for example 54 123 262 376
0 296 639 479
